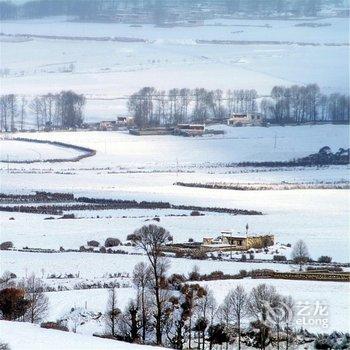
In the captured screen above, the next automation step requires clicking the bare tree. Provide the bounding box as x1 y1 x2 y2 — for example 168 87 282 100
196 287 216 350
19 274 48 324
133 262 152 343
0 271 16 288
0 95 10 131
131 225 172 345
106 285 121 337
221 285 248 350
19 96 27 131
30 96 44 131
291 240 310 271
248 284 280 350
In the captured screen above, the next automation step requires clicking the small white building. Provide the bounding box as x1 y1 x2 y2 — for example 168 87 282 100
227 113 262 127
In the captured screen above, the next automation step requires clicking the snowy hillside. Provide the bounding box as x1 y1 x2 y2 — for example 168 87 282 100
0 321 165 350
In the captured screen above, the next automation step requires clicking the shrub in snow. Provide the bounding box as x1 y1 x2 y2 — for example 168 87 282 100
99 246 106 253
0 287 30 320
126 233 138 242
188 250 206 260
0 241 13 250
40 321 69 332
188 238 194 243
0 343 10 350
241 254 247 262
79 246 86 252
59 214 75 219
190 210 201 216
168 273 186 289
318 255 332 263
175 250 185 258
87 240 100 247
105 238 121 247
314 332 350 349
273 255 287 262
239 270 248 277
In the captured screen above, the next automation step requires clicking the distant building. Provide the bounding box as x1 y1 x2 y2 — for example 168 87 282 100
227 113 263 127
116 116 134 127
98 117 134 131
99 120 117 131
202 228 274 251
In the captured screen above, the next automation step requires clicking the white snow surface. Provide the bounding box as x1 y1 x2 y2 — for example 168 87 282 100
1 126 349 261
0 320 165 350
1 17 349 120
0 139 86 162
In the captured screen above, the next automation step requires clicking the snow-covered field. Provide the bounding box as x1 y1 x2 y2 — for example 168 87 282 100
0 320 164 350
1 17 348 120
0 139 86 162
1 14 349 347
1 125 349 260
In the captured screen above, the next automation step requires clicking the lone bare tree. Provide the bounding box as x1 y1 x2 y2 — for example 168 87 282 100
19 274 48 324
131 224 172 345
133 262 152 343
221 285 248 350
106 285 121 337
291 240 310 271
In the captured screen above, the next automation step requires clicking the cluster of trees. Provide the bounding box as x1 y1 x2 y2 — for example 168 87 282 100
104 224 296 349
128 84 350 128
0 273 48 324
0 91 85 132
261 84 350 124
0 0 343 21
128 87 258 127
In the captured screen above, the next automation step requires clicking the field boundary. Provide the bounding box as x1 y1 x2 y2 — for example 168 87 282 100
0 137 96 163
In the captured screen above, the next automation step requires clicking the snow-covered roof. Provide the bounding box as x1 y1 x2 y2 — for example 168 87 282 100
221 230 246 238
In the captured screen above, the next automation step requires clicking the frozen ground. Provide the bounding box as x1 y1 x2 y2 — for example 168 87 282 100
1 14 349 341
5 124 349 167
0 125 349 261
0 250 295 280
0 139 86 162
0 320 165 350
1 17 348 121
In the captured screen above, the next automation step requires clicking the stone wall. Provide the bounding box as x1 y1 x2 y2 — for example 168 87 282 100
246 235 274 249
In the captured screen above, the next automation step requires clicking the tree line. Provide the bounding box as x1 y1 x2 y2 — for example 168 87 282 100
0 91 85 132
0 0 342 21
261 84 350 124
128 85 349 128
1 84 348 132
128 87 258 128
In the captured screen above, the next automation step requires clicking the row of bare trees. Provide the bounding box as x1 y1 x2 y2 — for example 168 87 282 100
261 84 350 124
128 85 350 128
0 91 85 132
128 87 258 128
105 224 295 349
